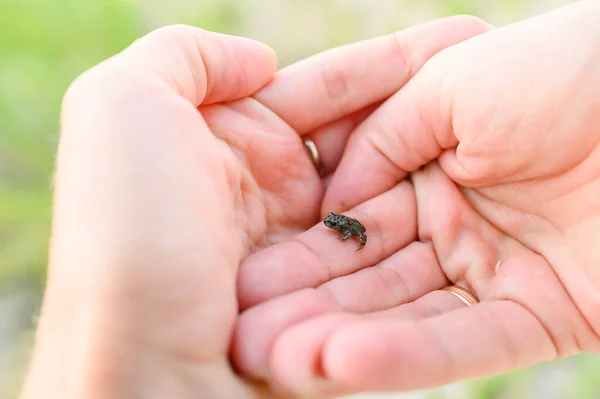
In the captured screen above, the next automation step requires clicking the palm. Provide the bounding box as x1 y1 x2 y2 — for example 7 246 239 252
199 100 322 252
232 157 598 397
411 161 599 358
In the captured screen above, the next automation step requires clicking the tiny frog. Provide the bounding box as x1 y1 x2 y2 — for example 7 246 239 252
323 212 367 251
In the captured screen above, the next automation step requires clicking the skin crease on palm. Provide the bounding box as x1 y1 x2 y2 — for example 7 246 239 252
234 0 600 396
19 2 600 399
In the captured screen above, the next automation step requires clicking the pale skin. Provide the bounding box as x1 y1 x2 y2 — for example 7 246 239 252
236 0 600 396
19 15 488 399
19 1 600 399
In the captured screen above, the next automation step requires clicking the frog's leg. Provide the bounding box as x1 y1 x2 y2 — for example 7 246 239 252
339 232 352 241
356 233 367 251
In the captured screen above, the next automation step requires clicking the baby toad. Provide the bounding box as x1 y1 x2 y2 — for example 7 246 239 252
323 212 367 251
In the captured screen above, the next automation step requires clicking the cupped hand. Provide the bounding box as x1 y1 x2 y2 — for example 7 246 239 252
21 16 488 399
234 1 600 396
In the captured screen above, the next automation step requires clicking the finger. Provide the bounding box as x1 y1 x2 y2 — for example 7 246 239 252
232 242 445 378
66 25 277 108
267 313 359 397
307 103 380 176
317 241 446 313
270 301 557 395
237 181 417 310
368 289 468 320
263 290 468 397
321 58 451 213
411 162 503 294
233 289 340 379
255 16 490 134
323 1 597 212
321 22 491 214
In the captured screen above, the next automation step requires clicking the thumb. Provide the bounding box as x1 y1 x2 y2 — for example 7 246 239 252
65 24 277 107
320 16 487 214
321 43 456 214
323 0 600 214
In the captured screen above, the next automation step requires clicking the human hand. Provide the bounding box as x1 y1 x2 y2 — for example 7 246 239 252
20 15 488 399
233 0 600 396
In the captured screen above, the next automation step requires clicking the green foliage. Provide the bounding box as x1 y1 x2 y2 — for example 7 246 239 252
467 367 533 399
0 0 146 289
572 353 600 398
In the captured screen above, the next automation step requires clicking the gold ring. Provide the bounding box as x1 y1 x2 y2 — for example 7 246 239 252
442 285 479 306
303 137 324 175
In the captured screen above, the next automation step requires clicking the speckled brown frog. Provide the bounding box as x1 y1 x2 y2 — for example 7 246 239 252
323 212 367 251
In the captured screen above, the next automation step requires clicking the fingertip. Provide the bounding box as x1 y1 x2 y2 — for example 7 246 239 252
238 34 278 66
232 33 279 85
231 307 271 378
437 147 496 186
200 31 278 103
269 314 358 396
321 322 416 391
442 14 493 36
233 289 339 379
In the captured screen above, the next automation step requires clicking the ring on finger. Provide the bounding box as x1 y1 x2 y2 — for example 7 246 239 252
303 137 324 176
442 285 479 306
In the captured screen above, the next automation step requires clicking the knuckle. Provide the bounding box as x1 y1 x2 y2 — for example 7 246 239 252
454 143 502 182
391 30 413 79
61 62 113 117
364 130 402 170
364 118 430 172
320 62 351 115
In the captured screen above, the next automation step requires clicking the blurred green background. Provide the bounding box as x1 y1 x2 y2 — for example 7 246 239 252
1 1 599 398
